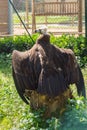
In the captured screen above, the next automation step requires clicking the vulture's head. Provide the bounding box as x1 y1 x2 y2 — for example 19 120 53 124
34 26 51 44
34 25 47 35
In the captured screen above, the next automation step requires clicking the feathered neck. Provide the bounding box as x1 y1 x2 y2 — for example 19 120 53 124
36 34 50 45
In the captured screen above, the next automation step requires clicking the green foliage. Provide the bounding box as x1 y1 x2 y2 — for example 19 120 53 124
0 34 87 67
0 34 38 53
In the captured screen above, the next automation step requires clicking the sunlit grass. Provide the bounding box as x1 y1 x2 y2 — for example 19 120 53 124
13 12 77 24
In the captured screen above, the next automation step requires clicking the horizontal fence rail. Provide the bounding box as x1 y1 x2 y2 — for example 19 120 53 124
35 2 78 16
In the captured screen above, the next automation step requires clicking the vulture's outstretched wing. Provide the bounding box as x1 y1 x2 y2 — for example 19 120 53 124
12 68 29 104
12 49 41 104
53 46 79 84
75 65 86 97
53 45 86 97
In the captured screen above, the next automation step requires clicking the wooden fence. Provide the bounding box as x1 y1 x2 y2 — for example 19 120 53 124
32 0 82 34
35 2 78 16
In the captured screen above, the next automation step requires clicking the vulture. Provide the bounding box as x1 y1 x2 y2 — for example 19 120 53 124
12 30 86 116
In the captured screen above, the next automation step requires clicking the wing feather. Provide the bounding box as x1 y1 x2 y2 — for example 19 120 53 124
12 50 38 104
37 67 68 97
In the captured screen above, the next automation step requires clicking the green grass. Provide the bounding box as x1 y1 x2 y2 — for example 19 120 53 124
0 54 87 130
13 12 77 24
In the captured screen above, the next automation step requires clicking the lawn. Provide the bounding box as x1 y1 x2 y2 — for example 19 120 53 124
0 53 87 130
13 12 77 24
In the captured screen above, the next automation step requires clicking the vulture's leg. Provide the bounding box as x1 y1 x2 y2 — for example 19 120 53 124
75 66 86 98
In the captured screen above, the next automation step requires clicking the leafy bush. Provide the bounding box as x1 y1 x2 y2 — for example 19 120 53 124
0 34 38 53
0 34 87 67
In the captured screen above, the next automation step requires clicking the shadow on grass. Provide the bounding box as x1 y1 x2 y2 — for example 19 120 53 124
18 98 87 130
59 99 87 130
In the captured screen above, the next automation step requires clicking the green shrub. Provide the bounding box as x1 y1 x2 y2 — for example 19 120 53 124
0 34 87 67
0 34 38 53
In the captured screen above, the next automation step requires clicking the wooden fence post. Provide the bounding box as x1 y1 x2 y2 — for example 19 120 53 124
32 0 36 33
8 0 13 34
78 0 82 34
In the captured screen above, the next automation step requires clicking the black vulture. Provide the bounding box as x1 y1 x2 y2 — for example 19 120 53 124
12 33 86 116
